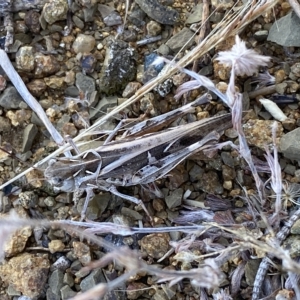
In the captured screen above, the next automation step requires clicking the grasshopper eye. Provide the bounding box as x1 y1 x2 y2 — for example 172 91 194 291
52 177 63 187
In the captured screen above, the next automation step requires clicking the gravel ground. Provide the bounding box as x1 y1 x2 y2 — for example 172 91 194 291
1 0 300 299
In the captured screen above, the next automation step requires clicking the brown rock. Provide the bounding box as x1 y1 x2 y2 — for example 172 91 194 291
27 79 47 97
48 240 65 253
34 53 60 78
140 233 170 259
0 252 50 299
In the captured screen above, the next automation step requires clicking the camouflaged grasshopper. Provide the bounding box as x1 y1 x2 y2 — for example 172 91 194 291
44 94 233 221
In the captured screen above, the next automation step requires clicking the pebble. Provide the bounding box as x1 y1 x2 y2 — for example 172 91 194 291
243 119 283 150
80 54 97 74
24 10 41 33
99 39 137 95
80 269 106 292
122 82 142 98
268 12 300 47
22 124 38 153
42 0 68 25
60 285 77 299
146 20 162 36
75 72 96 98
245 259 261 286
48 240 65 254
186 3 203 24
194 170 224 194
127 282 148 299
72 34 95 54
34 53 60 78
135 0 179 25
165 27 195 53
280 128 300 161
98 4 122 26
0 253 50 299
282 235 300 257
0 85 24 109
140 233 170 259
44 77 65 89
27 79 47 97
16 46 35 72
48 269 64 297
165 188 183 209
73 241 91 266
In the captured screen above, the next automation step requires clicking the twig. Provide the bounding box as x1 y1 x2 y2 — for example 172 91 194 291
252 207 300 300
248 85 276 99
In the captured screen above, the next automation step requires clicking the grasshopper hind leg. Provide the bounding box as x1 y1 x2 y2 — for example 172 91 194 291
109 186 153 224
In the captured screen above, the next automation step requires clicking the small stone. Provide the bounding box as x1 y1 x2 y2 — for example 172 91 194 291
280 128 300 160
48 240 65 253
268 12 300 47
0 85 23 109
253 30 269 42
146 20 161 36
99 39 137 95
122 82 142 98
24 10 41 33
0 253 50 299
211 0 234 10
34 53 60 78
75 72 96 98
42 0 68 25
291 219 300 234
282 118 296 131
72 34 95 54
194 171 224 194
62 122 78 137
291 62 300 77
140 233 170 259
80 54 97 74
16 46 35 72
73 241 91 266
275 82 288 94
165 188 183 209
63 272 74 286
22 124 38 153
49 269 64 296
135 0 179 25
166 27 195 53
27 79 47 97
80 269 106 292
152 198 165 212
222 165 236 181
186 3 203 24
245 259 261 286
60 285 77 299
51 256 70 271
282 235 300 257
121 207 143 220
275 69 286 84
243 119 283 150
0 75 6 91
72 15 84 29
44 77 65 89
98 4 122 27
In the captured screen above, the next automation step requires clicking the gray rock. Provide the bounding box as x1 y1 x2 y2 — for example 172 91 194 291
75 73 96 98
166 27 195 53
189 164 204 182
135 0 179 25
7 284 21 296
186 4 203 24
48 269 64 296
63 273 74 287
98 4 122 26
221 152 235 168
60 286 76 300
253 30 268 42
83 6 96 22
46 288 60 300
80 269 106 292
51 256 71 272
99 39 137 95
22 124 38 153
0 85 23 109
268 12 300 47
283 235 300 257
280 128 300 161
89 95 117 119
72 16 84 29
194 171 224 194
245 259 261 286
165 188 183 209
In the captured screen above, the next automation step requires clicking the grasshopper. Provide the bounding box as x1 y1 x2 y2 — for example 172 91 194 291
44 94 233 221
